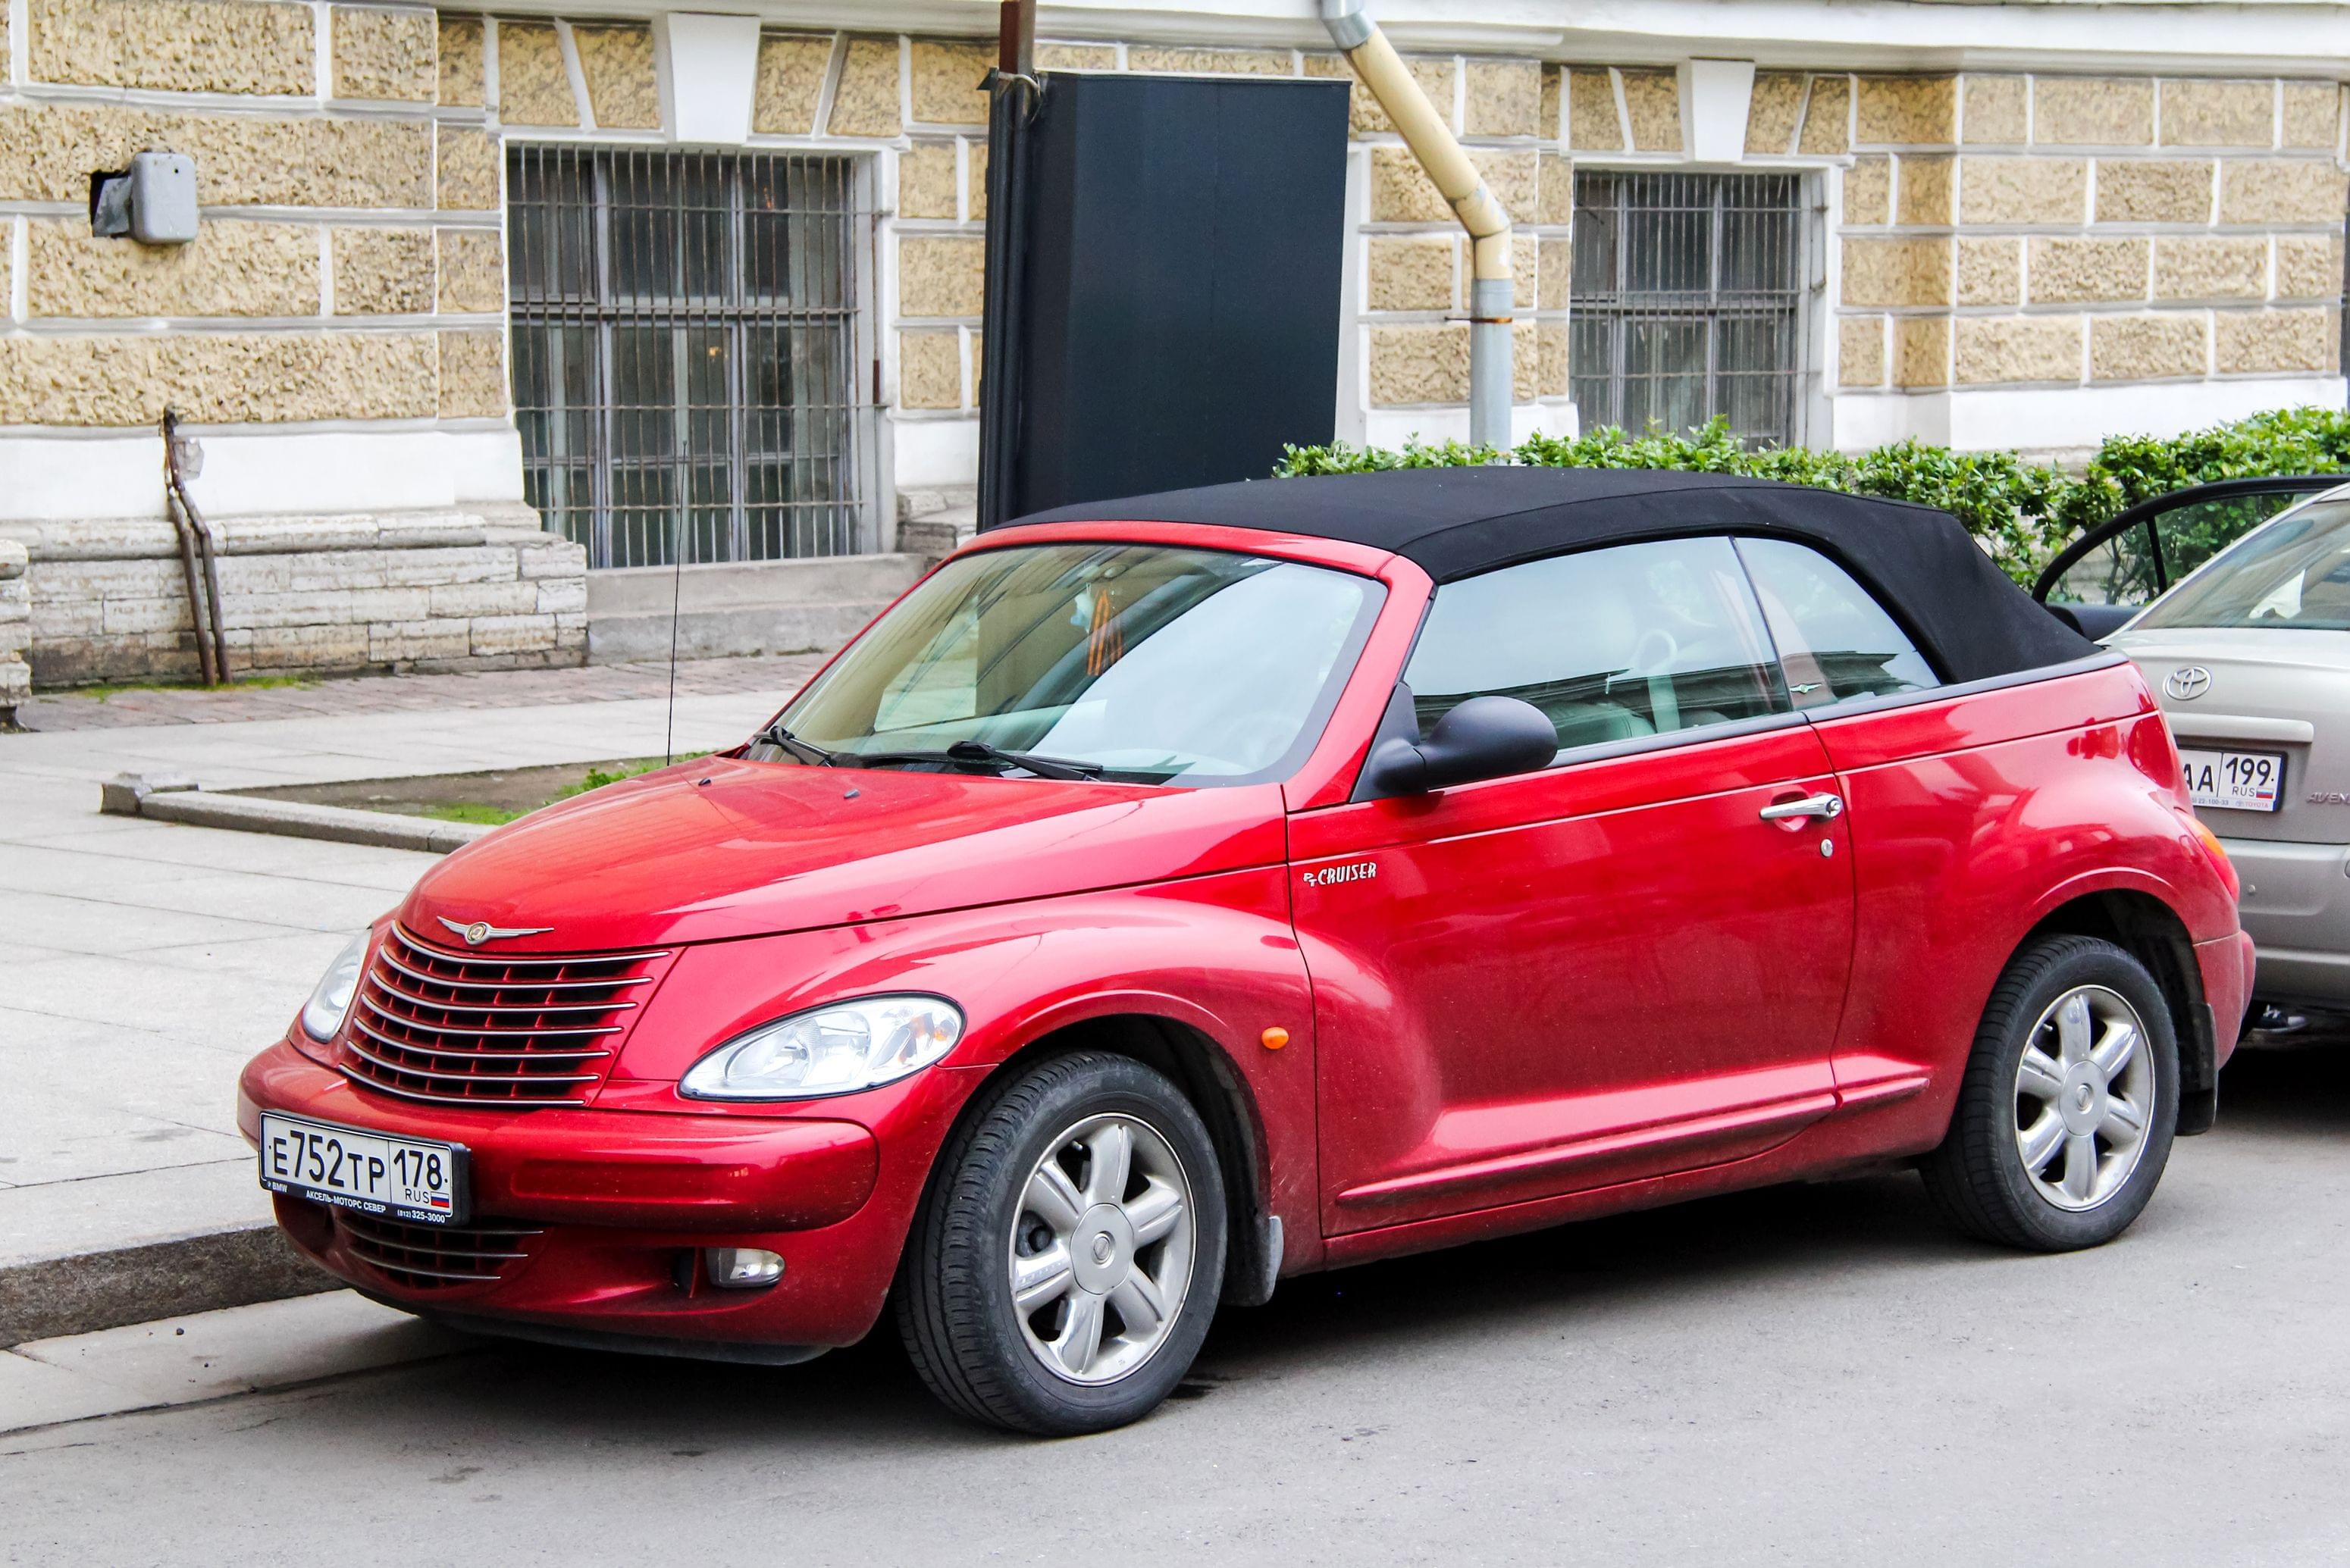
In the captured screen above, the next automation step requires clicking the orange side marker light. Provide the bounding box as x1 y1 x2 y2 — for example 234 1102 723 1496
1261 1027 1290 1051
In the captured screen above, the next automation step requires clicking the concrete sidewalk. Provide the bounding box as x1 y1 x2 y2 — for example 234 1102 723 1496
1 662 816 1344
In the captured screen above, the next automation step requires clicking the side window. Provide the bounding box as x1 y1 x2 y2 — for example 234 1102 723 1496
2048 521 2161 608
1404 537 1789 758
1734 537 1937 707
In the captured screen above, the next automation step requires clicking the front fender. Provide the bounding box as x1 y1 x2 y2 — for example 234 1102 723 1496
606 865 1319 1269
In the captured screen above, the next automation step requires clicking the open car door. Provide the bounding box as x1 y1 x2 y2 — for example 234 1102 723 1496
2034 476 2350 640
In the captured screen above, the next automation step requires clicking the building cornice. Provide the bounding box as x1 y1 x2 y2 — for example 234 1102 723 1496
496 0 2350 76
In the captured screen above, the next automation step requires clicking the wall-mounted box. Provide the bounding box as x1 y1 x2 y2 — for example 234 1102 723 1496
91 152 199 245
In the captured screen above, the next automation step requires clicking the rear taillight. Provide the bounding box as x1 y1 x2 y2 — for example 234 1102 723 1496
2176 806 2240 901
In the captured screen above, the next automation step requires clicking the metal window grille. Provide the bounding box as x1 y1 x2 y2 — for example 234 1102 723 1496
1571 171 1813 446
507 146 872 570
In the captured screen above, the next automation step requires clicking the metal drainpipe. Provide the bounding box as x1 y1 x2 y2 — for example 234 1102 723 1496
1320 0 1512 452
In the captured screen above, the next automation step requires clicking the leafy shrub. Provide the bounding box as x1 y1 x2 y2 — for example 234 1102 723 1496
1274 406 2350 584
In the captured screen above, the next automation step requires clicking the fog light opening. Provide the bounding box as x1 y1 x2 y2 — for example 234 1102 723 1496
704 1247 785 1290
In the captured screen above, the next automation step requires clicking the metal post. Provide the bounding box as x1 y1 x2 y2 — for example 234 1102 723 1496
999 0 1033 74
976 1 1039 527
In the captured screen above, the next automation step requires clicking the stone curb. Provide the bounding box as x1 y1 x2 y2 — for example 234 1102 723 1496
0 1227 337 1349
101 772 491 854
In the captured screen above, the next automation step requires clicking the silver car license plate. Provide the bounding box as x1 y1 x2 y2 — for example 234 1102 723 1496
2177 747 2285 813
258 1113 468 1225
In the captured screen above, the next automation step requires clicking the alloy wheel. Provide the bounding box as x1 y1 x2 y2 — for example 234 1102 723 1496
1007 1112 1195 1385
2013 984 2155 1212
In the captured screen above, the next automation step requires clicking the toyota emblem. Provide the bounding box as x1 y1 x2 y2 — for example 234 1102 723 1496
2164 665 2212 700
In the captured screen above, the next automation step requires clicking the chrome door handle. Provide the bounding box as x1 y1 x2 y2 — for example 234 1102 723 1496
1759 793 1844 822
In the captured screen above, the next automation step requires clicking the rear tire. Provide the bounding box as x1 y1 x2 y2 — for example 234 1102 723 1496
1919 935 2179 1252
895 1052 1226 1435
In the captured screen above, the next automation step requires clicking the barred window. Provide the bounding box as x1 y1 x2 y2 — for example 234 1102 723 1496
1571 171 1814 446
506 147 870 570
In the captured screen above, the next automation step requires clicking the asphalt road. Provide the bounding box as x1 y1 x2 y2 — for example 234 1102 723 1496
7 1039 2347 1566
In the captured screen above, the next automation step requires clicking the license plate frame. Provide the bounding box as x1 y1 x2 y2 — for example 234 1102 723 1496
2177 746 2286 814
257 1113 470 1226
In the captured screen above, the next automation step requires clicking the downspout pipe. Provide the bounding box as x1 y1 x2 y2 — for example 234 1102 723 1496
1320 0 1512 452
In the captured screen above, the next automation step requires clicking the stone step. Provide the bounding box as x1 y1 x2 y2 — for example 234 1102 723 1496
584 553 927 665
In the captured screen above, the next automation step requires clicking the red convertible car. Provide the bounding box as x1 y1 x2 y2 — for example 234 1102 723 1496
240 468 2251 1434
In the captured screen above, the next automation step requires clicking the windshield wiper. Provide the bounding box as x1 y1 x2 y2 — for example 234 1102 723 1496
751 719 837 767
841 739 1105 781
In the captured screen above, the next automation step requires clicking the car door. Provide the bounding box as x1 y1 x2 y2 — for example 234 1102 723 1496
1730 535 1955 1103
1294 537 1855 1238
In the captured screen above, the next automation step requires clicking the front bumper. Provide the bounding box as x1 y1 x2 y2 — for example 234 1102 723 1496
238 1041 956 1350
2221 835 2350 1012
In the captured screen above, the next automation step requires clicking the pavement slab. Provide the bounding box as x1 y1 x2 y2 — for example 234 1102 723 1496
0 660 821 1345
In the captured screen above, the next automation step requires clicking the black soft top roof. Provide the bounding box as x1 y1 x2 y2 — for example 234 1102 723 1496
1003 467 2094 684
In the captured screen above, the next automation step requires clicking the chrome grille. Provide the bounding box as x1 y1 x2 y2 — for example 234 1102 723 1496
340 925 670 1108
336 1210 541 1291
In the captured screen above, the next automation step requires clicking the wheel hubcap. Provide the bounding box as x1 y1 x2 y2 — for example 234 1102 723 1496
2013 984 2154 1213
1007 1112 1195 1385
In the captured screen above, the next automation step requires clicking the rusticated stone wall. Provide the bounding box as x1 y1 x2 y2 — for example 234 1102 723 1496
1349 52 1571 411
0 1 500 426
0 0 529 684
1822 73 2348 393
8 6 2349 684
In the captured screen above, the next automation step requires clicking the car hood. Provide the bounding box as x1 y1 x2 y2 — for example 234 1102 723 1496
399 756 1288 953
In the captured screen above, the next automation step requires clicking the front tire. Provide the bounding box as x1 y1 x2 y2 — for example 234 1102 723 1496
895 1052 1227 1435
1920 934 2179 1251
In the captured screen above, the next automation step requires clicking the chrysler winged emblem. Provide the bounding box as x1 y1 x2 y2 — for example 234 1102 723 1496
2164 666 2212 700
438 915 554 947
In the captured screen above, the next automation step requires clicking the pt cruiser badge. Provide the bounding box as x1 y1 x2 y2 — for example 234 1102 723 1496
1302 862 1378 887
436 915 555 947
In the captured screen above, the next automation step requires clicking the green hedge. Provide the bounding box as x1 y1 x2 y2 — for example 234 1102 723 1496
1273 405 2350 584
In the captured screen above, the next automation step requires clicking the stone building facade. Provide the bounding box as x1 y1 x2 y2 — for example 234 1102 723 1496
0 0 2343 692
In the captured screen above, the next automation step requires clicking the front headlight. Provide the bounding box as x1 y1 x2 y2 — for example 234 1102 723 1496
301 929 373 1041
679 994 964 1101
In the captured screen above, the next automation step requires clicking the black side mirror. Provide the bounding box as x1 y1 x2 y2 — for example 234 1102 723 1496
1362 695 1558 797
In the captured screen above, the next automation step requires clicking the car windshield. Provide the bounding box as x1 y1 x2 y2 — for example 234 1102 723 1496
763 542 1384 784
2135 497 2350 632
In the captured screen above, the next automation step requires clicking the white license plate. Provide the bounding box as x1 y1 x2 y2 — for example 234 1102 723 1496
258 1113 468 1225
2178 747 2286 813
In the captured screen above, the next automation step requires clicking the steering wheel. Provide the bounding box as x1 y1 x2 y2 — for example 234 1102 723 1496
1628 627 1680 678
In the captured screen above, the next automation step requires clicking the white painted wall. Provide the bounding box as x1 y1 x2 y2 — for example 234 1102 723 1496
0 429 527 524
891 414 980 490
1835 377 2350 455
1364 400 1578 451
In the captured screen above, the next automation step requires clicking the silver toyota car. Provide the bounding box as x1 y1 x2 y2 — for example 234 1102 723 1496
2106 484 2350 1019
